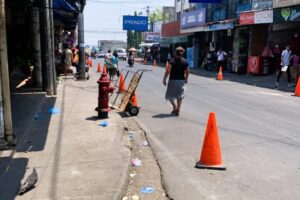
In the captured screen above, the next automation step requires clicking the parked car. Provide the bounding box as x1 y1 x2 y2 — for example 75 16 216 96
116 48 127 61
98 51 105 58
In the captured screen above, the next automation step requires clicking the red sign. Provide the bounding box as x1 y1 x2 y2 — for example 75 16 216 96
240 12 255 25
247 56 261 74
162 21 181 37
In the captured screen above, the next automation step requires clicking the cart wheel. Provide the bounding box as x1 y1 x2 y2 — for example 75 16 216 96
129 106 139 116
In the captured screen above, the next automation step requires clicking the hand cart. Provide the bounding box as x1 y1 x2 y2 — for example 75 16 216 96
111 69 151 116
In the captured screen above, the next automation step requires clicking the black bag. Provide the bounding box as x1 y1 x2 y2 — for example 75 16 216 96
116 69 120 77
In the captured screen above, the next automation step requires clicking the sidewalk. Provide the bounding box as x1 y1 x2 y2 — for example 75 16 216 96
0 70 131 199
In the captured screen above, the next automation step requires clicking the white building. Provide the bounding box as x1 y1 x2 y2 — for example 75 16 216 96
97 40 127 52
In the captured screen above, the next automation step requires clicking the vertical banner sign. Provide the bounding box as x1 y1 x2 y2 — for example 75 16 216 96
187 48 194 68
123 16 148 31
189 0 221 3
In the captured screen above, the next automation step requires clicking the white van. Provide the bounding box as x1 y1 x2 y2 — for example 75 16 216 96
116 48 127 61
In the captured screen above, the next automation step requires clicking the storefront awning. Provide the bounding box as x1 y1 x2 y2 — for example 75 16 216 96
160 35 191 47
180 18 238 34
53 0 80 30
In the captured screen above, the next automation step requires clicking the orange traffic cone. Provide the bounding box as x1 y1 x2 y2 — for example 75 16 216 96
144 59 147 65
118 74 126 93
153 59 157 66
294 76 300 96
97 63 101 73
89 59 93 67
217 66 223 80
130 92 138 107
196 112 226 170
102 65 107 74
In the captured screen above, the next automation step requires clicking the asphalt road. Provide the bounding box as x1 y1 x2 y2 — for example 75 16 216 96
116 60 300 200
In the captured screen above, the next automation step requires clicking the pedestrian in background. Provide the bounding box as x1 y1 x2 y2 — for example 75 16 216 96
105 50 118 81
72 47 79 73
216 48 227 71
163 47 189 116
276 45 292 86
290 53 300 86
62 43 73 73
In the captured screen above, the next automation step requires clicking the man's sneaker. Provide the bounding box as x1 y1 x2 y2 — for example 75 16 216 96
275 81 279 86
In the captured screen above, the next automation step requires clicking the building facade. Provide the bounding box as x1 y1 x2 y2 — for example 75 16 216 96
161 0 300 75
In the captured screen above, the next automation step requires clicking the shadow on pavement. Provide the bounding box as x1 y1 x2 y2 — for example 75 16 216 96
0 157 29 200
11 93 56 152
86 116 99 121
152 113 175 118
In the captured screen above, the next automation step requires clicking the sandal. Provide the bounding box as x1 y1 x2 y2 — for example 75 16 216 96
171 110 179 116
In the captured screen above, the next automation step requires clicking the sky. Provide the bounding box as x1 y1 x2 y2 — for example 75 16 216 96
83 0 174 46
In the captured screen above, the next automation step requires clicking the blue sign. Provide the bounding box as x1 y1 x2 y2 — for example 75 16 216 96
189 0 221 3
123 16 148 31
181 8 206 29
186 48 194 68
209 22 233 31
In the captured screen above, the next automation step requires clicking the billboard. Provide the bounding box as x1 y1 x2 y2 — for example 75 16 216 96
163 6 175 23
180 8 206 29
153 21 163 32
144 32 160 42
273 0 300 8
123 16 148 31
189 0 221 3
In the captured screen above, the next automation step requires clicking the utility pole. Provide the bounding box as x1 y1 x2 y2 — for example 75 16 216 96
78 12 86 80
174 0 177 21
40 0 55 95
32 1 42 88
0 0 16 146
146 6 150 31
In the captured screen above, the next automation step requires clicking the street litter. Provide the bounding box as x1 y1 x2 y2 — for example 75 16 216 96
130 172 137 177
122 196 128 200
131 158 142 166
25 145 33 153
99 121 109 127
131 195 140 200
143 141 149 146
128 131 134 140
47 107 60 114
19 168 38 195
140 187 155 194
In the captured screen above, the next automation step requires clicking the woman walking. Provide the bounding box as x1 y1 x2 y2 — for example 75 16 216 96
163 47 189 116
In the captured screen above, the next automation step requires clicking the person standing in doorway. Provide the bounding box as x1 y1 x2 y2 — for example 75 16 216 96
216 48 227 71
276 45 292 86
163 47 189 116
62 43 73 73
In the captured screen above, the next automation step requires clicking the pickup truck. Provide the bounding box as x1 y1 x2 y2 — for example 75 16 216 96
116 48 127 61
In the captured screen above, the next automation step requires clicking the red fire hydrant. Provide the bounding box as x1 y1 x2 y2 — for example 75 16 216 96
96 72 114 119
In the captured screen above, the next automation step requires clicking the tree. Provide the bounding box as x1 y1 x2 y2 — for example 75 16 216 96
127 30 134 49
149 8 163 32
149 8 163 22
